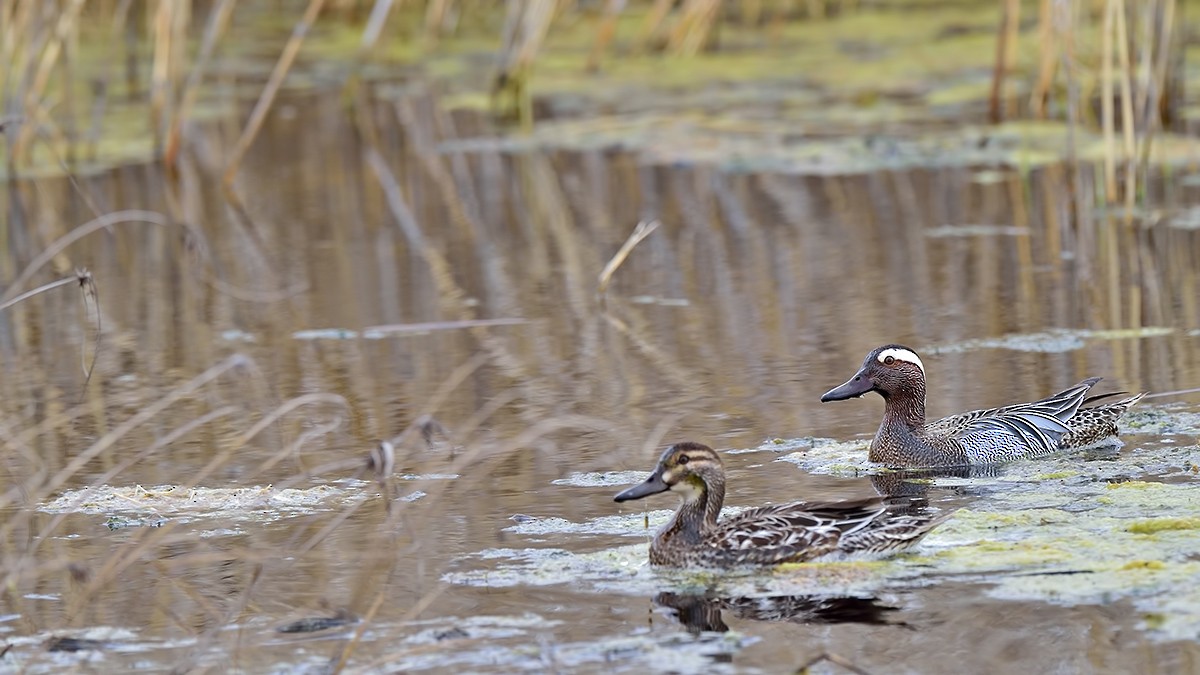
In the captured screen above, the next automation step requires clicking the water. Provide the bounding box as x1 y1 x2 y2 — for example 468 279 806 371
2 78 1200 673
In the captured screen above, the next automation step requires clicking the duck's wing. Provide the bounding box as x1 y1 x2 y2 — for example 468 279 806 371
706 498 888 563
927 378 1100 451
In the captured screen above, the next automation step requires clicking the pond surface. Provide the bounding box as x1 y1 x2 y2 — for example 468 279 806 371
3 7 1200 673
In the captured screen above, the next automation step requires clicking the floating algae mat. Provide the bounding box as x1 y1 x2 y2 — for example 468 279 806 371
900 479 1200 641
925 327 1176 355
40 483 373 524
368 612 744 674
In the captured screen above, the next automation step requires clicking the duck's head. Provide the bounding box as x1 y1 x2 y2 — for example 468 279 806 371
820 345 926 402
614 442 723 503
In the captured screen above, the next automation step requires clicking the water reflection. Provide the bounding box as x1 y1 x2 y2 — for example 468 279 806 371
0 79 1198 672
654 591 898 635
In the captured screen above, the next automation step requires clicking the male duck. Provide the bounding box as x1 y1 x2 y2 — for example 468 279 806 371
613 442 949 567
820 344 1144 468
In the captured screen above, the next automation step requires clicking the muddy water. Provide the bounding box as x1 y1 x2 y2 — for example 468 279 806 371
1 83 1200 673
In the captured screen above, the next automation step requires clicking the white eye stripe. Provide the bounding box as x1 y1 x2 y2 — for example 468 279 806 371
877 348 924 373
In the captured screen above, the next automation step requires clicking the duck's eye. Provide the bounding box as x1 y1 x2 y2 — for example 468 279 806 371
677 455 690 465
884 355 895 365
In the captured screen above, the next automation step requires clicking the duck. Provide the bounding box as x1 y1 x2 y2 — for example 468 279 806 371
612 442 949 567
820 344 1145 468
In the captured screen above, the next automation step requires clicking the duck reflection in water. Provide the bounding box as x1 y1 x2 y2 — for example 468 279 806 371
654 591 899 635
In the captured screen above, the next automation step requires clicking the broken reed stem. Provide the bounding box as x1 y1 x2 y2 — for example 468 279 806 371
222 0 326 193
1 210 197 302
0 274 80 312
597 219 660 297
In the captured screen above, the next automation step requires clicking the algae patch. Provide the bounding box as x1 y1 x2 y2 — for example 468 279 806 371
379 611 744 674
926 327 1175 355
1127 518 1200 534
904 480 1200 639
552 471 652 488
772 438 874 476
41 484 366 524
504 511 675 537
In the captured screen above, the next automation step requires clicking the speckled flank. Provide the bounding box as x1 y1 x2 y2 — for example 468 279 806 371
823 345 1144 468
613 442 950 567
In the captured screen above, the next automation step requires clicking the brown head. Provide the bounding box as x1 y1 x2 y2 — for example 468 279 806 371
820 345 928 403
613 442 725 507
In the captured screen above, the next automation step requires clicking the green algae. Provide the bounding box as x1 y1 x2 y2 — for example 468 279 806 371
1127 518 1200 534
1034 471 1078 481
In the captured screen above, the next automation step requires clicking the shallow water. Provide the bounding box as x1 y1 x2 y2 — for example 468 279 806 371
3 6 1200 673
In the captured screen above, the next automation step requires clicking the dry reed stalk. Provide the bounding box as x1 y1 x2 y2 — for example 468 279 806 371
742 0 762 26
165 0 238 169
359 0 396 54
150 0 173 148
83 0 134 162
423 0 452 42
222 0 327 194
597 219 660 296
587 0 625 72
3 355 257 514
1138 0 1177 178
637 0 675 51
668 0 720 56
0 210 206 304
1113 0 1136 218
332 414 617 674
12 0 87 162
1101 0 1117 200
365 145 545 407
1029 0 1057 118
494 0 557 127
0 272 84 313
989 0 1020 123
599 301 696 389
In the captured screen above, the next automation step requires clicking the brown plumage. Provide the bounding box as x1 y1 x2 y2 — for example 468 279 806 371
613 442 950 567
821 345 1144 468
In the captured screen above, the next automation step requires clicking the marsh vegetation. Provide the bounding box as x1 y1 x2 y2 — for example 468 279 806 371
1 1 1199 672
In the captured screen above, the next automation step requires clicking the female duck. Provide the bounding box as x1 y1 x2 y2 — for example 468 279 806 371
820 344 1144 468
613 442 948 568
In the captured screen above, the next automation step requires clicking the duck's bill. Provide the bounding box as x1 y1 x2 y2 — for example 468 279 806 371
614 472 669 502
821 369 874 402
